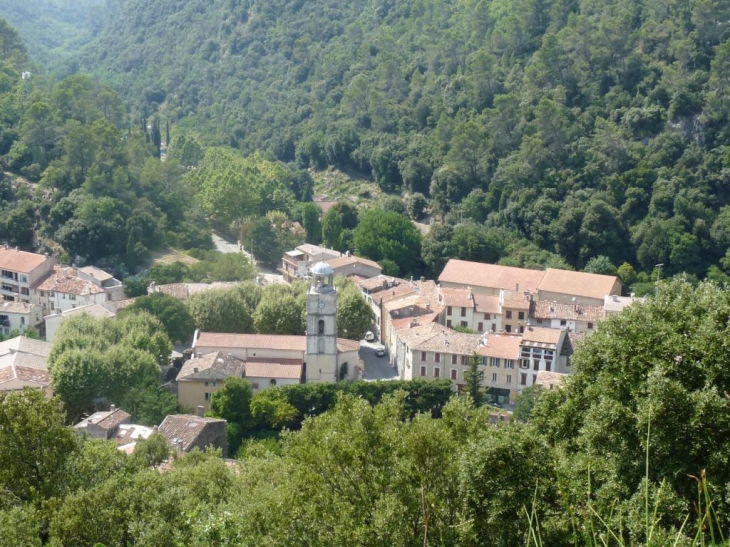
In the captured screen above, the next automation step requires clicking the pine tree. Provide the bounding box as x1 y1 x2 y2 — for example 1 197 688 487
463 352 484 406
165 120 170 146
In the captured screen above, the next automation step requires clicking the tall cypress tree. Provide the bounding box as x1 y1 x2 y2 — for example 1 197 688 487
463 352 484 406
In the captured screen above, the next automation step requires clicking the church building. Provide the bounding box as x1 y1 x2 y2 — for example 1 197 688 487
180 262 360 411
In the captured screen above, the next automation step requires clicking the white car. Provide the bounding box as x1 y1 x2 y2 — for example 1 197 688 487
365 331 376 342
375 347 386 357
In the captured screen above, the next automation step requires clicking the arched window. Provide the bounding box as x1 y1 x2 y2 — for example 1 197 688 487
318 319 325 335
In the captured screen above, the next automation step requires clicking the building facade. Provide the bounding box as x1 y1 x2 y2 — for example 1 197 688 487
0 247 56 304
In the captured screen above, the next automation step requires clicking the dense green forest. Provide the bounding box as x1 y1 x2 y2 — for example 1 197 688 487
0 0 106 64
5 0 730 283
3 279 730 546
53 0 730 281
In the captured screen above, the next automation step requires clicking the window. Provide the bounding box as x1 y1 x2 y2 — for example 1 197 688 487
50 302 54 311
518 325 524 333
204 392 211 401
62 294 66 300
506 310 512 319
451 354 457 365
40 291 45 297
484 313 489 320
560 319 567 326
461 307 466 317
490 357 500 367
421 351 427 362
533 360 539 371
450 369 457 380
447 306 452 315
49 292 54 297
588 322 594 329
505 325 511 333
461 355 467 365
545 361 551 371
478 322 483 331
505 359 514 369
518 311 524 320
492 373 497 382
491 323 496 332
205 382 209 387
434 367 440 378
20 276 27 283
270 379 277 386
446 320 452 327
69 294 76 301
460 321 468 328
213 382 217 387
536 318 543 324
420 366 427 377
251 382 259 389
521 359 530 369
520 373 527 385
506 375 512 384
435 353 441 363
532 374 537 385
318 319 325 335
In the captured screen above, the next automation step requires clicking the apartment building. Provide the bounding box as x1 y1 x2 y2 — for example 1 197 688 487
33 265 125 314
0 247 56 304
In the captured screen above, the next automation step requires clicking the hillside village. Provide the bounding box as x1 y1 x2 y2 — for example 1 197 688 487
0 238 642 456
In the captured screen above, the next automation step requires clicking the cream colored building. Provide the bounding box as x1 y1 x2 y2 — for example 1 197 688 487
536 269 622 307
33 265 125 315
530 301 606 334
0 336 53 395
44 303 117 343
177 351 305 413
0 300 43 336
0 247 56 304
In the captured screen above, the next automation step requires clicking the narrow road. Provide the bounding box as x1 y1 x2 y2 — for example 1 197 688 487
211 232 283 285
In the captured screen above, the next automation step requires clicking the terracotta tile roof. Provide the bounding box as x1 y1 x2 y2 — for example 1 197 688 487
439 259 545 293
477 334 522 360
104 298 136 311
502 291 532 310
397 322 451 348
391 312 440 331
355 275 405 292
78 266 114 282
158 414 227 454
373 283 417 305
61 303 116 320
313 195 337 214
474 294 500 315
74 408 131 432
326 255 381 271
0 248 50 273
177 352 245 381
441 287 475 309
245 361 303 379
533 301 606 323
186 282 240 297
409 330 481 354
521 326 563 349
153 283 188 299
194 332 359 354
0 348 50 387
37 266 105 295
535 371 569 389
0 336 51 358
538 269 621 301
0 300 37 314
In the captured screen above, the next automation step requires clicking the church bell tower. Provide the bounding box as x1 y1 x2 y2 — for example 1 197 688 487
305 262 338 383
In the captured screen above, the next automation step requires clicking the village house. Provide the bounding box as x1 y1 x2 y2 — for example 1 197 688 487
33 265 125 315
326 254 382 279
518 326 569 384
176 351 305 412
73 405 132 440
44 302 117 343
0 336 52 395
280 244 343 282
158 412 229 457
439 287 502 333
0 246 56 304
530 300 606 333
194 263 361 384
438 259 623 309
0 300 43 336
476 334 522 403
355 276 417 341
604 293 643 315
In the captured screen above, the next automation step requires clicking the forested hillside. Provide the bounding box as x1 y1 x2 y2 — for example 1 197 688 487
0 0 107 64
69 0 730 281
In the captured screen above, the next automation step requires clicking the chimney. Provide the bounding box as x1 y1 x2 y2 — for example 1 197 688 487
176 439 184 452
193 367 199 373
612 295 619 302
196 405 205 417
110 404 116 412
516 283 520 292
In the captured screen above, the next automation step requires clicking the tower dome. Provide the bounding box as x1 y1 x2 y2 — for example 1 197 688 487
310 261 334 276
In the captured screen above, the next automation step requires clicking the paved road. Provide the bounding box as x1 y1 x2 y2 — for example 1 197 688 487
360 340 399 380
211 232 284 284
